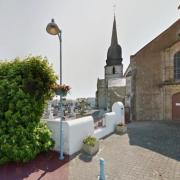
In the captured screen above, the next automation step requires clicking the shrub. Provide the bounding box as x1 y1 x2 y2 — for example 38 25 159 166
83 136 97 147
0 56 58 164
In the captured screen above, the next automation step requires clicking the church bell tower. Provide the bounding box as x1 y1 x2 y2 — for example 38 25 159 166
105 16 123 82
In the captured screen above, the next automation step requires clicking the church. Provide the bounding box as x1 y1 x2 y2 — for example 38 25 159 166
128 19 180 121
96 16 126 111
96 17 180 121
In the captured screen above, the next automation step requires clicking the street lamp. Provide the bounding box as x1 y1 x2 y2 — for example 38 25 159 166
46 18 64 160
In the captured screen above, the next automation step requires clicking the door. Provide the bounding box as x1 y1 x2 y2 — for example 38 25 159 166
172 93 180 120
125 107 130 123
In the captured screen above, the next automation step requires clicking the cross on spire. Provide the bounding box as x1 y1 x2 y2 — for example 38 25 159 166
113 0 116 16
113 4 116 15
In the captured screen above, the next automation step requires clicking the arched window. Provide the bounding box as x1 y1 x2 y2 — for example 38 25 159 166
174 51 180 81
112 66 115 74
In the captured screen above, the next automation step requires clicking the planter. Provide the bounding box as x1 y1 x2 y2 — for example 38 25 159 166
55 89 67 97
82 141 99 156
115 124 127 135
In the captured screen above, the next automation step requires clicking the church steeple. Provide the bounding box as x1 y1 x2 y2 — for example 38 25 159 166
106 16 123 66
111 16 118 46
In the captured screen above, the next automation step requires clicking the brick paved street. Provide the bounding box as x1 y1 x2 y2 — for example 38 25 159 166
69 121 180 180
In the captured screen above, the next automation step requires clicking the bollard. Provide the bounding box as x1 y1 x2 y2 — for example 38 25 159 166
99 158 105 180
59 118 64 160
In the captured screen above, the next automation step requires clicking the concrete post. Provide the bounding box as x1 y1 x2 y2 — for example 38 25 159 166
99 158 105 180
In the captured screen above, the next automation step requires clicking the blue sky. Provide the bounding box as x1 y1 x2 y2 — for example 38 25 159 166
0 0 179 98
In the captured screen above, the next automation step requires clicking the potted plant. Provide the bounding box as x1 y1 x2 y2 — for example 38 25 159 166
51 83 71 97
115 123 127 135
82 136 99 156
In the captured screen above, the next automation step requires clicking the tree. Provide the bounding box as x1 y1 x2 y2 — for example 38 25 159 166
0 56 58 164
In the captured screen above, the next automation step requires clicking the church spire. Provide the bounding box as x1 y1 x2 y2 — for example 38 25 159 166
106 15 123 66
111 15 118 46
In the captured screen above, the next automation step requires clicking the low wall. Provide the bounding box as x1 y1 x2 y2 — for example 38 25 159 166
47 116 94 155
94 112 116 139
64 116 94 155
46 102 124 155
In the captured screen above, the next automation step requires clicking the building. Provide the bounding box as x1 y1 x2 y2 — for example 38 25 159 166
96 16 126 111
129 19 180 121
96 16 180 121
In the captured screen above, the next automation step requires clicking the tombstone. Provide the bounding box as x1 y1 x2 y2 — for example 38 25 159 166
69 103 76 118
48 102 54 120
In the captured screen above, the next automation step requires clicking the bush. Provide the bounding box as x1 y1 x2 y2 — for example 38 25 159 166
0 56 58 164
83 136 97 147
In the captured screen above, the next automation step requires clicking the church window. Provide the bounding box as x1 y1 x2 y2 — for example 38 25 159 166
112 66 115 74
174 51 180 81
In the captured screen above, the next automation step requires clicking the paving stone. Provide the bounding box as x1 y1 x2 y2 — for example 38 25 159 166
68 121 180 180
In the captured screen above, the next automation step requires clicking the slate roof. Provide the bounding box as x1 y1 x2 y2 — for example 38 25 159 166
106 16 123 66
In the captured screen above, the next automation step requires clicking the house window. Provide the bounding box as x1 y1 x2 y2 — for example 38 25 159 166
112 66 115 74
174 51 180 81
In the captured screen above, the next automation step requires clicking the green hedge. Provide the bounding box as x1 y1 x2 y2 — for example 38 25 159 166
0 56 58 164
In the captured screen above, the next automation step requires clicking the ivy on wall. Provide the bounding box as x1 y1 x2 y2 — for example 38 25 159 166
0 56 58 164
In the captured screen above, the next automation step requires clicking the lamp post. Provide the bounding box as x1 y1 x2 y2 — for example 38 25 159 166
46 19 64 160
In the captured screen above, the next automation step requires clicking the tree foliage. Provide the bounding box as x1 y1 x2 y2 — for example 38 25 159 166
0 56 58 164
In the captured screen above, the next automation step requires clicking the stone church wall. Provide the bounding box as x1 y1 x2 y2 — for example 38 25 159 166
161 41 180 120
96 87 106 109
96 79 107 109
107 86 126 111
131 52 163 120
131 19 180 121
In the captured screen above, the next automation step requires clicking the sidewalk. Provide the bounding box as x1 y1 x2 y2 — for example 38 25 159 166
68 121 180 180
0 121 180 180
0 151 69 180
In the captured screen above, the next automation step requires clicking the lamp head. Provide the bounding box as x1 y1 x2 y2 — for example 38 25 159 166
46 19 60 35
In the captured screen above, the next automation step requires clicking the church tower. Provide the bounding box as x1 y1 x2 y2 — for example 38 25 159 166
96 15 125 111
105 16 123 82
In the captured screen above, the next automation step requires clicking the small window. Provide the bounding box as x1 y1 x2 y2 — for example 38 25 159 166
174 51 180 81
112 66 115 74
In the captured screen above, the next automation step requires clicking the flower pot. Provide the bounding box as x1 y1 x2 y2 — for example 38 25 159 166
82 141 99 156
115 124 127 135
55 89 67 97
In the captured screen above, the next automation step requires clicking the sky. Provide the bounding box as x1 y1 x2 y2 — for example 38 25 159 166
0 0 179 99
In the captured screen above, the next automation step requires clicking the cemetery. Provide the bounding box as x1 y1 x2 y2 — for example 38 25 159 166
46 101 125 155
